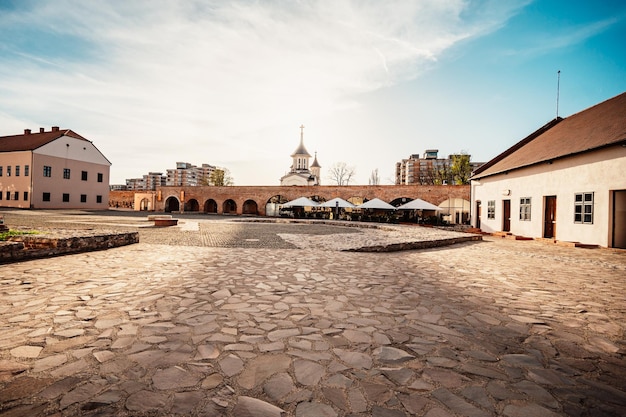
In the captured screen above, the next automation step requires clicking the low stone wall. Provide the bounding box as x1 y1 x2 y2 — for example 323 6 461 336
346 235 482 252
0 231 139 264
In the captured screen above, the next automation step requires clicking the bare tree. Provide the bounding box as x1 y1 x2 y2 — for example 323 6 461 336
368 168 380 185
328 162 356 186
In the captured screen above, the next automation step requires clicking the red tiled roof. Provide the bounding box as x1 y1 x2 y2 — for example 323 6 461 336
472 92 626 179
0 129 89 153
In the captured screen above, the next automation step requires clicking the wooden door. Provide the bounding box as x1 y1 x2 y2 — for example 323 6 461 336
544 196 557 238
613 190 626 248
502 200 511 232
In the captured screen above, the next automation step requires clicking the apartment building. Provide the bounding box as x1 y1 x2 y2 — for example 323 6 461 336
0 127 111 209
396 150 483 185
166 162 217 186
126 172 166 191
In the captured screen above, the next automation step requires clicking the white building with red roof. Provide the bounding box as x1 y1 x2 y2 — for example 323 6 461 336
0 126 111 209
471 92 626 248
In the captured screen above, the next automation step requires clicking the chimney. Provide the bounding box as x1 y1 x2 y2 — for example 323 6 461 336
52 126 60 132
40 127 45 133
24 129 31 135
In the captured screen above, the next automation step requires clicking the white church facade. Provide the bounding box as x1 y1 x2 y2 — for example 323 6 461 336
280 125 321 186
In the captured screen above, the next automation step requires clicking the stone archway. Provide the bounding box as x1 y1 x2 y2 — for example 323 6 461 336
265 195 288 217
223 199 237 214
204 199 218 213
390 197 412 207
242 200 258 215
139 198 150 211
165 196 180 212
186 199 200 212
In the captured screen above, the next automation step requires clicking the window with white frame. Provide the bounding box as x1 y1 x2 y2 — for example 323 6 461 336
519 197 531 221
574 192 593 224
487 200 495 219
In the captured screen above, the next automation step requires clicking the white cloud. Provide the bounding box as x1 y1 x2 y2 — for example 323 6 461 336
0 0 527 184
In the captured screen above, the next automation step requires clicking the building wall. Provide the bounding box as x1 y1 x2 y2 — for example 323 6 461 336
472 146 626 247
114 184 470 215
0 151 33 208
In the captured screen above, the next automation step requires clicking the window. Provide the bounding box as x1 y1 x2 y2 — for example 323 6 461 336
574 192 594 224
81 171 88 181
97 173 104 183
15 166 20 176
44 166 52 177
0 166 2 176
13 191 18 200
6 191 10 200
63 193 70 202
6 166 10 176
63 168 71 179
24 165 29 176
23 191 28 201
80 194 87 203
43 192 51 202
0 192 2 200
519 197 531 221
487 200 496 219
96 195 103 203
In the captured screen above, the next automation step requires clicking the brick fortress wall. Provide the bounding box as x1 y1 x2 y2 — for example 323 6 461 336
111 185 469 216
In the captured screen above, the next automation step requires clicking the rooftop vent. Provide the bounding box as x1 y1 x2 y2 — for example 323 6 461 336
40 127 45 133
52 126 60 132
24 129 31 135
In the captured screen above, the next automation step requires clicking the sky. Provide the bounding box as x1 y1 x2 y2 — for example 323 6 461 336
1 0 625 186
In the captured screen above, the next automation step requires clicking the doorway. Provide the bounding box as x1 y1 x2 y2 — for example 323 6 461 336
544 196 557 238
612 190 626 248
475 201 481 229
502 200 511 232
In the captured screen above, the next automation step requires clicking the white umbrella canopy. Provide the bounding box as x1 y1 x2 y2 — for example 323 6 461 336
356 198 395 210
396 198 442 211
319 197 355 208
282 196 320 207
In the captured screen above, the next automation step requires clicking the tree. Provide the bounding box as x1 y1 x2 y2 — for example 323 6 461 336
369 168 380 185
328 162 356 186
450 152 472 185
209 168 234 186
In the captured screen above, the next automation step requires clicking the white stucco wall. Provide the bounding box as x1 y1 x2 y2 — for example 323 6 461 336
472 146 626 247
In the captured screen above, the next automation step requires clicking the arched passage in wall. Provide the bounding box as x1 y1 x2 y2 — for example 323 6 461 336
204 199 218 213
390 197 413 207
139 198 150 211
265 195 288 217
223 199 237 214
242 200 258 215
165 196 180 212
439 198 471 224
185 199 200 212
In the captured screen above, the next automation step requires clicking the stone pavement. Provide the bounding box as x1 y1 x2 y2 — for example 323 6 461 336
0 211 625 416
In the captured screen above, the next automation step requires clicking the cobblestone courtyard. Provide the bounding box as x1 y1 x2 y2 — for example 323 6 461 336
0 210 625 416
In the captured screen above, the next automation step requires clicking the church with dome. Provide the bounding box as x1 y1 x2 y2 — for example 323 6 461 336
280 125 321 186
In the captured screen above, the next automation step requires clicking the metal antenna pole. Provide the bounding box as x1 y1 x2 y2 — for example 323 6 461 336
556 70 561 119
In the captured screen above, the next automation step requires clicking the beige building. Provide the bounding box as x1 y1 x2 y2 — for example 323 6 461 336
471 92 626 249
0 127 111 209
166 162 217 186
280 125 321 186
396 150 483 185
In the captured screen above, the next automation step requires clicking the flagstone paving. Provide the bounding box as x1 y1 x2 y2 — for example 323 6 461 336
0 210 625 416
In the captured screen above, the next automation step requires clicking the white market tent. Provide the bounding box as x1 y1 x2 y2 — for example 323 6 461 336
356 198 395 210
319 197 355 208
282 197 319 207
396 198 442 211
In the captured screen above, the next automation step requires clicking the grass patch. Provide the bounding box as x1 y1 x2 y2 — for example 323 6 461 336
0 230 39 241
